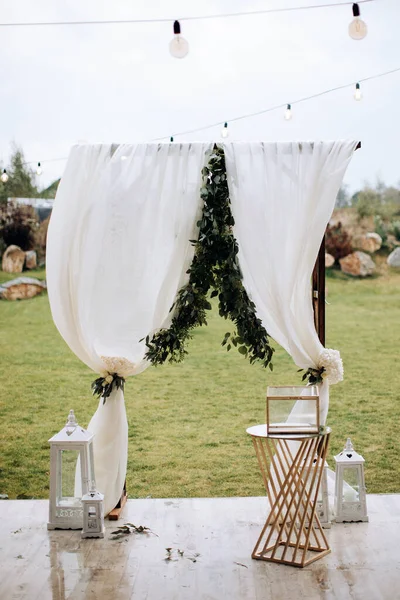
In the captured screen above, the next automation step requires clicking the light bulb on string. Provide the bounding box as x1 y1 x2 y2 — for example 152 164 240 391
284 104 292 121
170 136 174 142
354 82 362 101
36 162 42 176
221 122 229 138
349 3 367 40
169 20 189 59
1 169 9 183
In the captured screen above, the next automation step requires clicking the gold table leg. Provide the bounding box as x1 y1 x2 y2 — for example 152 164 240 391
252 432 331 568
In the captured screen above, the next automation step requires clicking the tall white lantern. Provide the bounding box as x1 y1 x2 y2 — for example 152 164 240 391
47 410 95 530
334 438 368 523
81 486 105 539
304 460 331 529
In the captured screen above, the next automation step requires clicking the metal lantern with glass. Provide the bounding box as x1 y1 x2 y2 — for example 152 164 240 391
266 385 320 435
334 438 368 523
47 410 96 530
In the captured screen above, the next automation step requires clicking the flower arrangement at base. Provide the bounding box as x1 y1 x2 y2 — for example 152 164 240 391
91 372 125 404
300 348 344 386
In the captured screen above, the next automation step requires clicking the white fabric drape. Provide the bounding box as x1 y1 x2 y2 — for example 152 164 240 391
47 142 212 513
224 141 358 422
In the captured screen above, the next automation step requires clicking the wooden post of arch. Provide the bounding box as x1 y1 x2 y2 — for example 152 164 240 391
312 141 361 343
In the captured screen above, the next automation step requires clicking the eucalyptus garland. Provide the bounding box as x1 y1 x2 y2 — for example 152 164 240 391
144 146 275 370
91 373 125 404
299 367 325 386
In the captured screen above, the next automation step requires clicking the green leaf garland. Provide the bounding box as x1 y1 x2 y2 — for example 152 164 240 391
144 146 275 369
91 373 125 404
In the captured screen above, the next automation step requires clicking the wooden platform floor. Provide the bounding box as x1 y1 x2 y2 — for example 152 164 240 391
0 495 399 600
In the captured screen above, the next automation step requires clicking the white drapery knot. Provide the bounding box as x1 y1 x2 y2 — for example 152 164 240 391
317 348 344 385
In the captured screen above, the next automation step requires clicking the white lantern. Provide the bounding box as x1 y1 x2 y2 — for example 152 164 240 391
304 460 331 529
334 438 368 523
81 485 105 539
316 461 330 528
47 410 95 530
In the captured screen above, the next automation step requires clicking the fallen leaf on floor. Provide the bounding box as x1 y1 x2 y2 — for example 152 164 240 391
110 523 158 539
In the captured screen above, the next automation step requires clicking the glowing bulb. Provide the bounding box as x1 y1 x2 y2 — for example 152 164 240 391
36 162 42 176
349 3 367 40
120 155 128 161
354 83 362 101
169 20 189 59
284 104 292 121
221 122 229 138
1 169 8 183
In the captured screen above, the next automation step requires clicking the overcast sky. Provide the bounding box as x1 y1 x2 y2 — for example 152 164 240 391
0 0 399 193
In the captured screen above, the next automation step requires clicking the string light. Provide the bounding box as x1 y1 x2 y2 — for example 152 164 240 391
164 66 400 141
169 21 189 59
349 3 367 40
284 104 293 120
0 1 376 28
1 169 9 183
221 122 229 138
36 162 42 175
9 66 400 167
354 82 362 100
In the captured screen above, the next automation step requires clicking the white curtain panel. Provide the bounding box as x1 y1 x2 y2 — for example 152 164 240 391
47 141 212 513
223 141 358 423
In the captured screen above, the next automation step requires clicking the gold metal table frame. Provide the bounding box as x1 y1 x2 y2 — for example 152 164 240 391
247 425 331 568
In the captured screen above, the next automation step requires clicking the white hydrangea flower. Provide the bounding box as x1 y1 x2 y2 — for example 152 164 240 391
317 349 344 385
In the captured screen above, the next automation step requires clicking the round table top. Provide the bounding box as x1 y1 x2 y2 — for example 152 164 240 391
246 424 331 440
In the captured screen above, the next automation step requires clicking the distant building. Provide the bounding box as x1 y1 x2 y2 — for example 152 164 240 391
8 197 54 222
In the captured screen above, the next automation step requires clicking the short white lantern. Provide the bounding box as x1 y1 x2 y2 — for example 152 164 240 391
334 438 368 523
48 410 95 530
81 485 105 539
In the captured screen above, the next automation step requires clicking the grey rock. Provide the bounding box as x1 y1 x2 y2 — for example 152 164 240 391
2 245 25 273
387 247 400 268
25 250 37 269
0 277 46 300
339 251 375 277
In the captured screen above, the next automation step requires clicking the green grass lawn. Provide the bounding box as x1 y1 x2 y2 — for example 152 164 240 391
1 266 400 499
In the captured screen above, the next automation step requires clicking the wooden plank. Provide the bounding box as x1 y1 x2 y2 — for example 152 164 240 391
312 141 361 346
0 496 399 599
108 484 127 521
312 236 326 346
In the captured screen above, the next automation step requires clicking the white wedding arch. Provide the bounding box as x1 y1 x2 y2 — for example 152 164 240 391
47 140 358 513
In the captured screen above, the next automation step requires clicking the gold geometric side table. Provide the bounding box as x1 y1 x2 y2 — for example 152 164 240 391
247 425 331 568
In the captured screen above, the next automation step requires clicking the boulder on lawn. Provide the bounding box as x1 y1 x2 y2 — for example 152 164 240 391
2 245 26 273
354 232 382 253
0 277 46 300
325 253 335 268
339 251 375 277
387 247 400 268
25 250 37 270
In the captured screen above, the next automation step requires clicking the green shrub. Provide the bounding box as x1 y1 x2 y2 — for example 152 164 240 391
390 220 400 242
355 189 381 219
374 215 388 246
0 202 38 252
